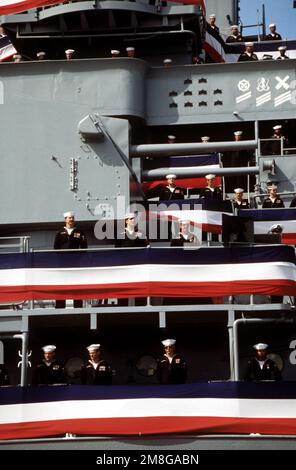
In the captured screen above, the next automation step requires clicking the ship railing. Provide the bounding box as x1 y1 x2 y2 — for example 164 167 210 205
3 245 292 311
0 236 30 253
258 137 285 157
0 237 30 310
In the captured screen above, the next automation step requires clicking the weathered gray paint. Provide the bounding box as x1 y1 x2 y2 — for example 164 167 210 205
0 57 295 224
259 155 296 193
147 60 296 125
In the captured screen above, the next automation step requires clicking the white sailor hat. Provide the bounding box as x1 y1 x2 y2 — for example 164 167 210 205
268 184 278 190
234 130 243 136
126 47 135 52
125 212 135 219
245 42 254 47
201 136 210 142
37 51 46 57
161 339 176 347
209 14 216 18
273 124 282 130
234 188 244 193
253 343 268 351
65 49 75 54
205 174 215 180
63 211 75 218
166 174 177 179
111 49 120 55
42 345 56 353
167 135 176 141
270 224 283 233
163 58 172 64
278 46 287 51
231 24 239 29
180 220 190 225
269 23 276 28
87 344 101 352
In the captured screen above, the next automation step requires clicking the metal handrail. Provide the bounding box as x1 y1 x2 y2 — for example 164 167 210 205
0 236 30 253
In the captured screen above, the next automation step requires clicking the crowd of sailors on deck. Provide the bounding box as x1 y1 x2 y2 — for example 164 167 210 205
208 14 288 62
1 15 292 64
145 125 292 208
0 341 282 387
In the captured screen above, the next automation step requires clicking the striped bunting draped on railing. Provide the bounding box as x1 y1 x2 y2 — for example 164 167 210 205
239 208 296 245
0 245 295 302
152 198 232 234
1 382 296 440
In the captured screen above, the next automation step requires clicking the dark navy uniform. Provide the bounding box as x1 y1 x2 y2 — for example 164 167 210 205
226 34 243 43
244 358 282 381
208 23 220 34
171 233 196 246
0 365 10 386
80 360 112 385
223 149 252 192
290 197 296 208
115 229 149 248
159 186 185 201
233 199 250 210
32 359 66 385
156 354 187 384
237 52 258 62
269 135 288 155
277 54 289 60
54 228 88 249
199 187 223 200
264 33 282 41
262 196 284 208
116 230 149 305
54 227 87 308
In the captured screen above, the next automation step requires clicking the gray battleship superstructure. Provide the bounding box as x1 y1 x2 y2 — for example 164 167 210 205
0 0 296 448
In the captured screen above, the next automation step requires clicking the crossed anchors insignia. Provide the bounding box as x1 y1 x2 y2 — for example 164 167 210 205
257 77 270 92
238 79 250 92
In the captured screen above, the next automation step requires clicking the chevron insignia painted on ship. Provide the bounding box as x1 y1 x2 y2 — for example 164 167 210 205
236 92 252 103
274 91 292 107
256 92 271 107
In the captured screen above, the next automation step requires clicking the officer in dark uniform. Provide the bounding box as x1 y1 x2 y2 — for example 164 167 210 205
244 343 282 381
80 344 112 385
0 364 10 386
208 14 219 33
156 339 187 384
290 197 296 207
115 213 149 248
262 185 285 208
237 42 258 62
224 131 253 192
171 220 198 246
32 345 66 385
233 188 250 210
115 213 149 305
226 25 243 43
277 46 289 60
269 124 288 155
54 211 88 249
159 174 185 201
199 174 223 200
264 23 282 41
54 211 88 308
